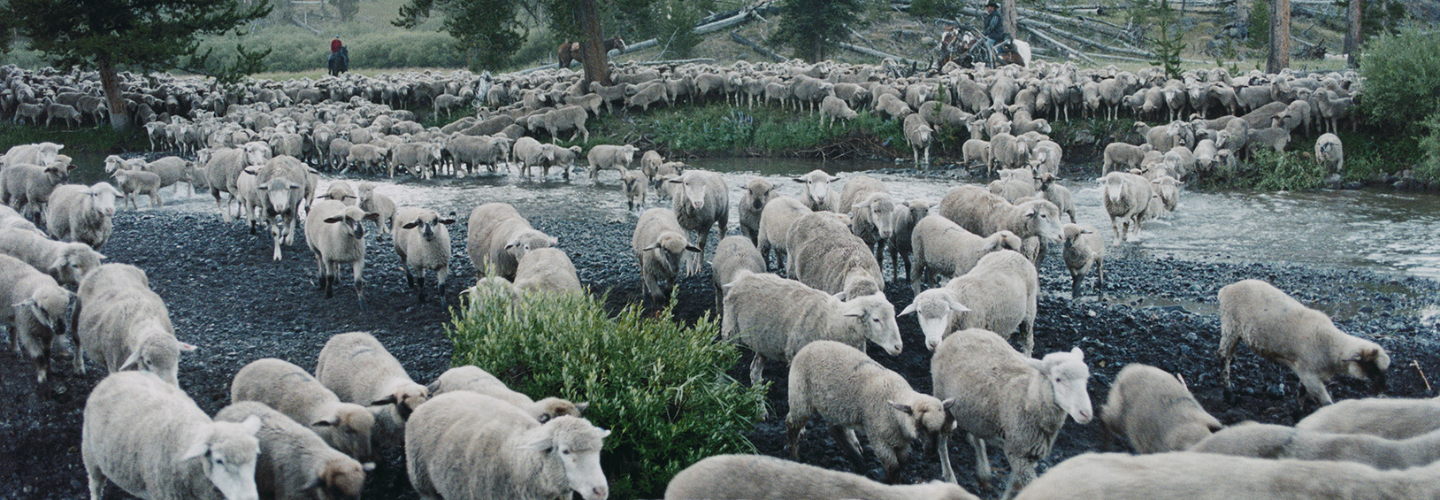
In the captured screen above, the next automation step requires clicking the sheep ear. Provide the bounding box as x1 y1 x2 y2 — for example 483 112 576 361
949 301 971 314
371 395 398 406
323 215 345 224
516 434 554 453
684 244 702 253
833 290 849 301
401 221 420 230
1070 346 1085 359
641 243 660 252
311 416 339 427
574 402 589 412
177 342 197 352
888 401 914 416
178 434 210 461
239 415 263 436
898 303 917 316
792 177 807 183
118 350 144 371
438 218 456 225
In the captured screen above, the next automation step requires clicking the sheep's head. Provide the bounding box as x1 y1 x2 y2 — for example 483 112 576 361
1344 340 1391 392
313 457 366 500
322 206 380 240
86 182 123 217
854 192 896 239
842 292 902 356
18 285 76 350
103 155 127 173
1026 347 1093 424
900 289 969 352
258 179 303 215
1018 199 1063 243
372 384 430 421
902 199 930 222
520 416 610 500
532 397 589 423
505 230 557 262
313 404 376 463
1062 224 1095 249
668 174 711 211
50 243 104 286
794 169 838 207
120 328 197 387
643 232 699 272
400 210 455 242
184 416 261 500
744 178 775 210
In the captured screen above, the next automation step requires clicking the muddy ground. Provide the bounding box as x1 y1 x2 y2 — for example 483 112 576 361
1 198 1437 500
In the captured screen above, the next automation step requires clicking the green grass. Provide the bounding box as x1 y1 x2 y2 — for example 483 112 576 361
0 123 148 156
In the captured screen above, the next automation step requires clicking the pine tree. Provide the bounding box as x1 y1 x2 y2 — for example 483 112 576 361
1148 1 1186 80
767 0 865 63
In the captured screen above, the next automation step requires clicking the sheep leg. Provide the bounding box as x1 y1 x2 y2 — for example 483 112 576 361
1297 372 1335 406
271 222 284 261
416 272 427 303
404 264 416 288
1071 273 1083 299
1020 316 1034 357
877 441 905 484
830 425 868 476
86 462 107 500
352 260 367 309
748 354 764 386
1109 215 1123 244
938 430 957 484
1000 450 1037 500
283 216 297 246
784 413 809 460
968 433 993 490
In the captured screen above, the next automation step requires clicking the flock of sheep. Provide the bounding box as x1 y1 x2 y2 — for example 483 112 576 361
0 55 1422 500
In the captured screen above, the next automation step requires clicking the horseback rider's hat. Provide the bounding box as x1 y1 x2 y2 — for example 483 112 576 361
986 1 998 7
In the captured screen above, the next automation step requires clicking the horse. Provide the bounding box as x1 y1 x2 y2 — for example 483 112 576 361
557 36 627 69
328 46 349 77
933 27 1030 70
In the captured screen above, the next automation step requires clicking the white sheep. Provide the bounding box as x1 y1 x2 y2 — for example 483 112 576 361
721 271 902 385
1101 364 1221 454
787 340 948 483
1315 132 1344 172
1218 279 1390 406
1 161 74 220
631 207 701 303
304 200 379 306
0 226 105 286
0 204 43 235
666 170 728 276
512 247 583 295
838 175 896 264
664 454 976 500
356 182 396 235
936 185 1063 254
586 144 638 180
932 328 1093 499
904 113 934 165
755 195 812 271
904 249 1036 354
1061 224 1105 298
214 402 368 500
710 235 766 312
1296 396 1440 440
465 202 556 281
0 253 78 384
1037 174 1076 223
83 371 262 500
315 331 431 448
44 182 123 250
426 365 587 423
316 180 358 207
738 177 776 246
909 214 1022 294
887 199 930 282
820 95 858 127
392 207 456 305
406 392 611 500
230 357 377 462
621 168 647 211
76 263 194 386
962 138 993 172
793 169 838 211
1191 421 1440 470
1102 142 1152 174
787 211 884 299
1101 171 1152 243
111 169 161 209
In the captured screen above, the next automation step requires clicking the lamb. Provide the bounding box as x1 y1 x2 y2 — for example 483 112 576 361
787 211 884 299
253 156 310 260
838 175 896 262
390 142 443 179
626 81 669 111
316 180 358 206
820 95 858 127
909 214 1022 294
538 105 589 143
425 365 587 423
932 328 1093 499
83 371 262 500
990 133 1029 171
0 227 105 286
631 207 701 302
664 454 976 500
315 331 431 448
962 139 992 170
1191 422 1440 470
755 195 811 271
585 144 638 179
638 150 664 181
1151 175 1181 213
406 392 611 500
44 182 123 249
1218 279 1390 406
936 185 1063 252
874 93 912 120
230 358 377 462
1 161 74 220
1037 174 1076 223
110 169 161 210
1028 141 1062 178
738 178 775 246
621 168 647 211
666 170 728 275
904 113 934 165
988 171 1037 203
76 263 193 386
45 102 82 128
722 271 901 385
356 182 396 235
392 207 456 305
1101 171 1152 243
1246 125 1291 155
1315 133 1344 172
540 144 584 179
304 199 379 306
1061 223 1105 298
0 253 78 384
214 402 368 500
1101 364 1220 454
465 202 555 281
1103 142 1152 174
1011 451 1440 500
904 249 1037 354
1296 396 1440 440
344 144 389 174
512 247 583 294
794 169 839 211
786 340 948 483
887 199 929 282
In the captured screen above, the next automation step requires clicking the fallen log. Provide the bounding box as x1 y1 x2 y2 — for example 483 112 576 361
836 42 925 66
1022 25 1097 65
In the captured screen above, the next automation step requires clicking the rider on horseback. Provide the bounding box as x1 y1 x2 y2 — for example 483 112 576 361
983 1 1009 59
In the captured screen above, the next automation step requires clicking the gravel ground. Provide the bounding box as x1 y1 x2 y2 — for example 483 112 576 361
2 198 1437 500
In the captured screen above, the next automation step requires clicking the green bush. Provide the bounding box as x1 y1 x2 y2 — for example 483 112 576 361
448 289 767 500
1249 147 1327 191
1246 1 1269 49
1419 112 1440 180
1360 30 1440 135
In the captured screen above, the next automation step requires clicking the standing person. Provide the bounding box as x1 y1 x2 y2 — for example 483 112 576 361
982 1 1007 59
331 35 342 53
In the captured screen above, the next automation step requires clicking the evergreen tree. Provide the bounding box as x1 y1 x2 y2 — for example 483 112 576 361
1 0 271 130
768 0 864 63
1148 1 1186 80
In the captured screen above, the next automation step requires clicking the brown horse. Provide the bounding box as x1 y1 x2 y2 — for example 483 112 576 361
557 36 627 68
933 27 1029 70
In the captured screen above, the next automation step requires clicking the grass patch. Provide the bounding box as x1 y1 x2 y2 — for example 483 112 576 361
0 123 148 156
448 288 767 500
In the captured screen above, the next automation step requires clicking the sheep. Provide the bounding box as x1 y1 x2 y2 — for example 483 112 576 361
838 175 896 262
214 402 368 500
738 178 776 246
786 340 948 483
755 195 811 271
465 202 555 281
903 113 934 165
1060 223 1106 298
1247 125 1291 155
75 263 194 386
793 169 838 211
344 144 389 174
254 156 311 260
391 207 456 305
664 454 976 500
711 235 766 312
936 185 1063 252
908 213 1022 294
1103 142 1152 174
1151 175 1180 214
406 392 610 500
1101 364 1221 454
1 161 74 220
631 207 701 303
110 169 161 210
1037 174 1076 223
887 199 929 282
1028 141 1062 178
45 102 82 128
0 205 42 235
229 358 377 462
1317 89 1354 133
626 81 669 111
0 227 105 286
988 171 1037 203
621 168 647 211
2 142 63 167
1295 396 1440 440
512 247 582 294
665 170 729 275
904 248 1037 354
390 142 444 179
1012 451 1440 500
356 182 396 235
83 371 263 500
1190 421 1440 471
0 253 78 384
304 199 379 306
43 182 123 250
1316 133 1344 172
538 105 589 143
990 133 1030 171
425 365 587 423
962 139 992 170
585 144 638 180
638 150 664 181
820 95 858 127
787 211 884 299
1101 171 1153 243
874 93 912 120
315 331 432 448
316 180 358 206
1218 279 1390 406
932 328 1093 498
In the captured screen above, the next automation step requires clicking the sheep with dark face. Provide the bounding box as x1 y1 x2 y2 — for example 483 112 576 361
738 178 776 246
632 207 701 303
666 170 728 276
304 200 379 306
392 207 457 305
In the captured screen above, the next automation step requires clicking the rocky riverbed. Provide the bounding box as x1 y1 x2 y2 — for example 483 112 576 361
2 191 1437 499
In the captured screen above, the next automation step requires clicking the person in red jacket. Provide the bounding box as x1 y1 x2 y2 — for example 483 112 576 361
331 35 342 53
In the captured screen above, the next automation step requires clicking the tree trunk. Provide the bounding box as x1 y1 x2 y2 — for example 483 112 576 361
578 0 610 86
1345 0 1362 67
1003 0 1018 39
98 53 129 131
1268 0 1290 73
